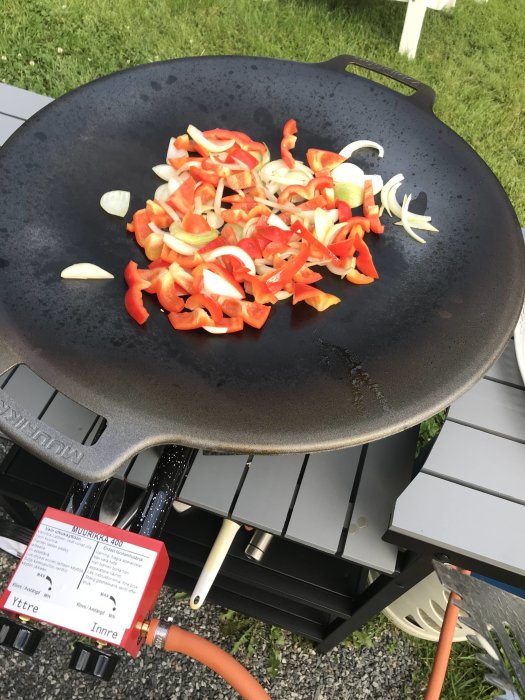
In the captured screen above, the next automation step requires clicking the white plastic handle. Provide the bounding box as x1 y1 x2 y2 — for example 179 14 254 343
189 519 241 610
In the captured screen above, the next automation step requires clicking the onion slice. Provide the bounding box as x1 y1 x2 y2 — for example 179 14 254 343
400 194 426 244
152 164 178 181
381 174 404 217
187 124 235 153
339 140 384 160
61 263 114 279
100 190 130 217
202 269 243 299
203 245 256 275
163 233 198 255
202 325 228 334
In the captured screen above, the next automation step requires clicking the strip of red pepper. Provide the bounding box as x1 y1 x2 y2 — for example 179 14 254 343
363 179 384 234
277 176 334 205
264 242 310 294
290 220 339 264
124 261 151 325
280 119 297 168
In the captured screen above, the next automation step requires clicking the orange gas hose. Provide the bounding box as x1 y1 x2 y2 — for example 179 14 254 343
146 618 271 700
424 570 471 700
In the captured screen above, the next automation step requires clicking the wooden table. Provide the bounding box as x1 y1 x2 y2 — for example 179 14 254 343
0 82 523 653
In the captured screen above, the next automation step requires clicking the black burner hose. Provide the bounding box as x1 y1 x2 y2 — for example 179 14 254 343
128 445 195 538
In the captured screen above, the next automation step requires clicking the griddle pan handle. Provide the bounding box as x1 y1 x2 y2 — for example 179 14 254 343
319 55 436 112
0 385 151 482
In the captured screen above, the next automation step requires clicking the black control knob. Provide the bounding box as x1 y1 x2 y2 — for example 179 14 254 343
69 641 119 681
0 616 43 655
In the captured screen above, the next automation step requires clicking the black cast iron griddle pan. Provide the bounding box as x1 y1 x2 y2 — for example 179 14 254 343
0 55 523 481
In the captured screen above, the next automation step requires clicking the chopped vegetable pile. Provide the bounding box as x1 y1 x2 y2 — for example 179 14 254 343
120 121 436 333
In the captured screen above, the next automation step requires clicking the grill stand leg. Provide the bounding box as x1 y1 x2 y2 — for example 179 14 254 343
316 552 433 653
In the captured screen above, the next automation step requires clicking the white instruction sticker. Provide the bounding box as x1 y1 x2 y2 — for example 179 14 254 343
3 517 157 644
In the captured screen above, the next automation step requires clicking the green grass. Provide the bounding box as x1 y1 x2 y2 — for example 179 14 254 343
0 0 524 220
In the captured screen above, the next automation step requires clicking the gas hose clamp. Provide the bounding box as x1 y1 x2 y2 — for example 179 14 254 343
153 619 171 650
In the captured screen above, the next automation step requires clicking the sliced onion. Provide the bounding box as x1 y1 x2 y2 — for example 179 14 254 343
202 325 228 334
274 291 292 301
401 194 426 244
214 178 225 218
61 263 114 279
100 190 130 217
314 207 334 244
158 200 181 223
163 233 198 255
395 220 439 232
152 164 178 181
255 263 273 275
187 124 235 153
154 183 169 202
339 140 384 160
267 213 290 230
166 138 188 162
203 245 256 275
202 269 243 299
167 178 182 197
381 174 404 217
148 221 169 235
331 162 365 184
207 211 224 229
387 182 404 219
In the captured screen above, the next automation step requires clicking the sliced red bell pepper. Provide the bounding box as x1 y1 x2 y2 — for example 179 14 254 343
293 265 323 284
156 272 185 313
132 209 153 247
346 268 375 285
353 235 379 279
297 195 328 211
277 176 334 205
168 308 213 331
212 316 245 333
202 128 267 154
280 119 297 168
244 274 278 304
328 237 357 265
264 242 310 294
332 218 371 243
124 261 151 325
220 298 271 330
160 245 202 269
363 179 384 234
237 237 263 259
292 282 341 311
189 166 219 187
306 149 346 173
290 220 338 264
337 200 353 223
198 235 230 254
194 182 216 203
181 212 212 234
166 175 196 215
225 171 254 191
185 293 224 324
228 147 259 170
254 225 293 246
